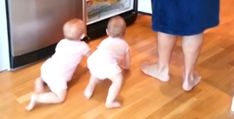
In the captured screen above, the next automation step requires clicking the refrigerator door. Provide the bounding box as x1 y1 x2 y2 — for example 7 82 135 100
86 0 137 39
138 0 152 14
87 0 134 25
7 0 85 68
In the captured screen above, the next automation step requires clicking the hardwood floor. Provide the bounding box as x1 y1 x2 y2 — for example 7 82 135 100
1 0 234 118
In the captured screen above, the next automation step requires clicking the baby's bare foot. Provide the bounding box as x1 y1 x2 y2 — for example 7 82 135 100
25 94 37 111
182 73 201 91
105 101 121 109
231 97 234 111
141 63 170 82
84 89 93 99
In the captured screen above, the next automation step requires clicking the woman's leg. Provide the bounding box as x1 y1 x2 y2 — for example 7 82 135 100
141 32 177 82
181 33 203 91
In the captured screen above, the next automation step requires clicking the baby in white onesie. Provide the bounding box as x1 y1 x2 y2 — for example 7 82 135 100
84 16 130 109
232 97 234 111
25 18 90 111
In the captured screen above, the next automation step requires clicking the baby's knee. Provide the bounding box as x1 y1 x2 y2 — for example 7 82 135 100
111 80 123 88
54 90 67 103
110 73 123 82
35 78 42 84
56 96 66 103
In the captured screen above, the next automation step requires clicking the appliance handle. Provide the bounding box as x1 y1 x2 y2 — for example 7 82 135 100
82 0 90 40
82 0 87 25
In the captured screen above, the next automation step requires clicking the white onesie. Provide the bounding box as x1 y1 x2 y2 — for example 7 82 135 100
41 39 90 92
87 36 129 79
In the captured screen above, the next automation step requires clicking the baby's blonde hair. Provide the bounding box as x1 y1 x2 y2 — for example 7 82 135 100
63 18 86 40
107 16 126 38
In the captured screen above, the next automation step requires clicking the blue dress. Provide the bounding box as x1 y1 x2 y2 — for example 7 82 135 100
151 0 219 35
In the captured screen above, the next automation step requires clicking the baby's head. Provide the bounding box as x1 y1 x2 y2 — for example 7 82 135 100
106 16 126 38
63 18 86 40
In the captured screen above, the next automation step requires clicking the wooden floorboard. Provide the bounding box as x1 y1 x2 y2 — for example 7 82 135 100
1 0 234 118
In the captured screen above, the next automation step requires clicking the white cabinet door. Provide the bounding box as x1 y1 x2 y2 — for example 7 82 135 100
138 0 152 14
0 0 10 71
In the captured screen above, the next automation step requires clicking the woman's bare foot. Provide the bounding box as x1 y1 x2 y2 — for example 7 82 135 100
105 101 121 109
25 94 37 111
140 63 170 82
182 73 201 91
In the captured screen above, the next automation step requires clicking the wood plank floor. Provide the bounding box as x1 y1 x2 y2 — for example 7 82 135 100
1 0 234 118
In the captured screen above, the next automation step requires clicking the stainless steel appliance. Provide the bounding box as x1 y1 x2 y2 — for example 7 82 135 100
5 0 137 69
87 0 137 38
6 0 85 68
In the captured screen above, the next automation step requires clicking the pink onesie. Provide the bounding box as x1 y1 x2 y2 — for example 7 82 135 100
41 39 90 92
87 36 129 79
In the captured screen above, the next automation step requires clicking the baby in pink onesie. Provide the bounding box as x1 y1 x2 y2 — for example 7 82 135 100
84 16 130 109
25 18 90 111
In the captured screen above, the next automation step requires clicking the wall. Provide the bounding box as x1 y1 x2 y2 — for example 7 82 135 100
0 0 10 71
